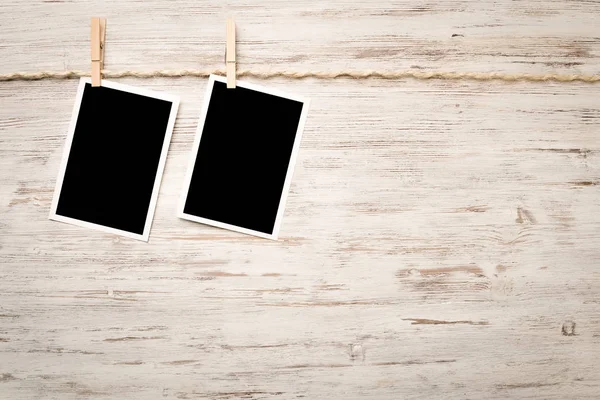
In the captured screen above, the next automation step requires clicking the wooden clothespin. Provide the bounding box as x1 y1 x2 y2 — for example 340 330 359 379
91 17 107 87
226 18 236 88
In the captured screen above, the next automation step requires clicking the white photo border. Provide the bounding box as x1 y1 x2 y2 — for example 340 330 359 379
178 74 310 240
48 77 180 242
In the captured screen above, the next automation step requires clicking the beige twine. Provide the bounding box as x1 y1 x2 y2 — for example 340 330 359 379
0 69 599 83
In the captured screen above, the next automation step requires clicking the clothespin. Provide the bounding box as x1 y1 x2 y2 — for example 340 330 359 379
91 17 107 87
226 18 236 88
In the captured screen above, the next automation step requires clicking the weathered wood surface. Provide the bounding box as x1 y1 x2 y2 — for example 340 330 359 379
1 1 599 399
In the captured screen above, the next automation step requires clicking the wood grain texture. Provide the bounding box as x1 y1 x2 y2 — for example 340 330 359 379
1 1 599 399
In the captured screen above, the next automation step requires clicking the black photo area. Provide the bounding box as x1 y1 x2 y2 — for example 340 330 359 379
56 83 173 235
184 81 304 235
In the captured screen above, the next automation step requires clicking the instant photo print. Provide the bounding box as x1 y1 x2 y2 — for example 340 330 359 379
49 78 180 241
179 75 309 240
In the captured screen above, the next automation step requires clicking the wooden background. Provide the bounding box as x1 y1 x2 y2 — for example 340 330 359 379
1 1 599 399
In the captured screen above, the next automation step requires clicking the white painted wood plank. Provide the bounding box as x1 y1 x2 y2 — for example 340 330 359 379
1 1 599 399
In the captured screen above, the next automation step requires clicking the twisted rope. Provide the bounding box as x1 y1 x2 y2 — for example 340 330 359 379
1 69 599 83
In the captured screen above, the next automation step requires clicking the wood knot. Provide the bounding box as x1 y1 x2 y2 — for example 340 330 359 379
516 207 536 224
490 274 514 300
349 343 365 362
407 268 421 277
561 320 576 336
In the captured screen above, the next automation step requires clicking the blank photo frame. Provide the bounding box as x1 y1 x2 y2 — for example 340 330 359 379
179 75 310 240
49 78 180 241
